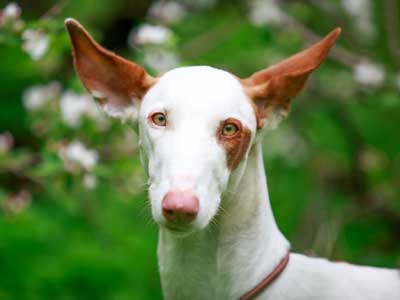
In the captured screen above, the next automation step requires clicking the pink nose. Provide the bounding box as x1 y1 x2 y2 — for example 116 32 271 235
162 190 199 224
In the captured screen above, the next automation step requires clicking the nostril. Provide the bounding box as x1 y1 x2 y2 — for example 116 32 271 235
164 209 173 214
162 190 199 224
164 209 174 216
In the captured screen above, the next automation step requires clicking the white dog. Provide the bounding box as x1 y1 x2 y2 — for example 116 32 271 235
66 19 400 300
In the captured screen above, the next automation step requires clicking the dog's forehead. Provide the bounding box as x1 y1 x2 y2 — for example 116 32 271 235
142 66 254 119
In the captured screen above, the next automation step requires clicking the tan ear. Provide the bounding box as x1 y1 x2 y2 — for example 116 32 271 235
65 18 157 120
241 28 341 129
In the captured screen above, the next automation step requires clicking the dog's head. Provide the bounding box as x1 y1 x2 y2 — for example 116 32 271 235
66 19 340 234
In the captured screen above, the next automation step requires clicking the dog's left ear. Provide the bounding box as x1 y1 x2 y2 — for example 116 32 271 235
65 18 157 120
241 28 341 129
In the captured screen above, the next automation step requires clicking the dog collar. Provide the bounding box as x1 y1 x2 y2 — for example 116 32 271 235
240 251 290 300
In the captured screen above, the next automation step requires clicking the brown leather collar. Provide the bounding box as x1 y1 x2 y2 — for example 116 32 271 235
240 252 290 300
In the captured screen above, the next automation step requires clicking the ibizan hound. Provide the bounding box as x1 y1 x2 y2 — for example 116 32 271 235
65 19 400 300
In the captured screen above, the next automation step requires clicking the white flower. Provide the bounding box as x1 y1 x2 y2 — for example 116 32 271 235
395 73 400 91
60 91 102 127
83 174 97 189
22 29 49 60
101 103 138 122
148 1 185 24
5 190 32 214
129 24 172 47
179 0 216 9
60 141 98 171
3 2 21 20
263 125 309 166
143 49 179 73
353 61 385 87
341 0 374 38
23 81 61 111
342 0 368 15
248 0 285 26
0 131 14 153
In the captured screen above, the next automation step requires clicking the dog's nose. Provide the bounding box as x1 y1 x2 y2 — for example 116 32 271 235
162 190 199 224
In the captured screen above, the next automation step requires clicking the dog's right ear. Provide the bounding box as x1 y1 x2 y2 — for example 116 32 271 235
65 18 157 120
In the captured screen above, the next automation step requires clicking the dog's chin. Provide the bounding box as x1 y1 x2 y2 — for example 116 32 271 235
159 222 205 237
160 224 194 237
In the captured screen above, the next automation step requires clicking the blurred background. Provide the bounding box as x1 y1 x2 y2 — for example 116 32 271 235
0 0 399 299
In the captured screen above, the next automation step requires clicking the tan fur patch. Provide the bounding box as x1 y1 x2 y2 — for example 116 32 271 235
240 27 341 130
65 19 157 109
217 119 252 171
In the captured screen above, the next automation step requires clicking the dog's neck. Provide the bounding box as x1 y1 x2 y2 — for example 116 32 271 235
157 141 290 300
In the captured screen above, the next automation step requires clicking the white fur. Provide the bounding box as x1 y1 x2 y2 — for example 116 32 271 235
101 103 138 122
90 89 139 122
263 107 288 130
139 66 257 231
128 66 399 299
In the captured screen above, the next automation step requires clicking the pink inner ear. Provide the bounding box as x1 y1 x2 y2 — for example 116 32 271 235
65 18 157 109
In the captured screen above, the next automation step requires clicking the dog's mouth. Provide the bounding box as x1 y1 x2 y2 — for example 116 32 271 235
162 223 196 236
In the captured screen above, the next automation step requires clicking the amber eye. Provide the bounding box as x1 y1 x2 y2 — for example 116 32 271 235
151 112 167 126
222 123 239 136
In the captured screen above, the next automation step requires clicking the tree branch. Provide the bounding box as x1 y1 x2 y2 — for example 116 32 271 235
384 0 400 66
283 14 362 68
40 0 69 20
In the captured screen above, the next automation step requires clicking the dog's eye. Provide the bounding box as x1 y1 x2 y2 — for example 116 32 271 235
151 112 167 127
222 123 239 136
